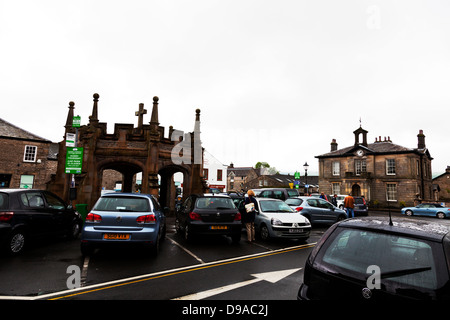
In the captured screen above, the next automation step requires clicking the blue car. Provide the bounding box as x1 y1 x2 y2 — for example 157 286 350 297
80 193 166 256
401 203 450 219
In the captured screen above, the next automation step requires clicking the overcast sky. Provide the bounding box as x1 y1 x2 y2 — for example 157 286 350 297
1 0 449 176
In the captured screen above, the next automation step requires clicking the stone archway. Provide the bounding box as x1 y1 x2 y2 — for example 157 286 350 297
158 164 190 214
98 158 144 193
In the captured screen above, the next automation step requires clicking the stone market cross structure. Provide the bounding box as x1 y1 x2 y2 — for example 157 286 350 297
48 93 206 212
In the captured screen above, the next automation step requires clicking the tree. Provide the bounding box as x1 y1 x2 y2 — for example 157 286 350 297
255 162 270 169
255 162 278 175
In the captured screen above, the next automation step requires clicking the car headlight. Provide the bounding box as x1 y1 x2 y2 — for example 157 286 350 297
271 218 283 226
304 219 311 225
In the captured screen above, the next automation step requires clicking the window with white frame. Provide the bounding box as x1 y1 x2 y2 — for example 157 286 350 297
386 183 397 201
332 161 340 176
355 159 367 175
23 145 37 162
386 159 396 175
332 183 340 195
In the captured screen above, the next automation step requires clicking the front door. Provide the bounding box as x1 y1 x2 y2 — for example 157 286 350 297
352 184 361 197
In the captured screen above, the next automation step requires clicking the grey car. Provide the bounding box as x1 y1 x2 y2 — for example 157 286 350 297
80 193 166 256
285 196 347 225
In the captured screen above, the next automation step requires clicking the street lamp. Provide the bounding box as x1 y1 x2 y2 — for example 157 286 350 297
303 162 309 195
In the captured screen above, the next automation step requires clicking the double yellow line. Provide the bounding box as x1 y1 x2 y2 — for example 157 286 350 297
44 242 315 300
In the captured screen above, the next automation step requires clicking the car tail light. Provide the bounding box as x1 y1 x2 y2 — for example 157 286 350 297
234 212 241 221
295 207 303 212
362 198 366 205
136 214 156 224
86 213 102 223
0 212 13 222
189 211 202 221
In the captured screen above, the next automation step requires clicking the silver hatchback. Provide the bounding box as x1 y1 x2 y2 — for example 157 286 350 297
80 193 166 256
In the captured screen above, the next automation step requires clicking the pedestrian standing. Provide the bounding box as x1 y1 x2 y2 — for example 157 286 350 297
331 194 338 207
344 193 355 218
243 190 258 242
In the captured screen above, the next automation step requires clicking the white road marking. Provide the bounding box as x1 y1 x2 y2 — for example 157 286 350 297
172 268 302 300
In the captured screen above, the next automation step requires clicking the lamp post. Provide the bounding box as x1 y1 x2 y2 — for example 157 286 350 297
303 162 309 195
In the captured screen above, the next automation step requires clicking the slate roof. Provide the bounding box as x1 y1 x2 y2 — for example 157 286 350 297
0 118 51 142
316 141 427 158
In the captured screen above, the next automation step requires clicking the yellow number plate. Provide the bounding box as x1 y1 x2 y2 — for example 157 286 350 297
104 233 130 240
210 226 228 230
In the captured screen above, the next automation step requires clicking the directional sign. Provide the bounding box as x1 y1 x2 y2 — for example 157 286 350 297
294 171 300 179
172 268 301 300
65 147 83 174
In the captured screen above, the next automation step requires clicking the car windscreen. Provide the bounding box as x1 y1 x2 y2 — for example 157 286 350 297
0 193 8 210
315 227 445 290
285 198 303 206
94 196 150 212
354 198 365 204
260 200 294 212
195 197 236 209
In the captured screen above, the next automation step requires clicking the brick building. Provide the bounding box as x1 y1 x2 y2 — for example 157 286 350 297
0 118 58 190
316 127 433 208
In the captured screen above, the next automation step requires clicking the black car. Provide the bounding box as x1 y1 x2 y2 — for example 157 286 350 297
298 216 450 300
353 196 368 216
175 194 242 243
0 189 83 255
257 188 299 201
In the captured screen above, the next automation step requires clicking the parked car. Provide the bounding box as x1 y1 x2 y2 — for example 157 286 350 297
80 193 166 256
401 203 450 219
353 196 368 216
298 217 450 300
285 196 347 225
257 188 299 201
254 198 311 241
175 194 242 243
0 189 83 255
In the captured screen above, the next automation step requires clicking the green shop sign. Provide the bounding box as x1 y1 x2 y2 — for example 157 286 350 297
65 147 83 174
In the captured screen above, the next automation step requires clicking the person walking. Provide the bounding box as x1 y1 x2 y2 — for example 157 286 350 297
243 190 258 242
344 193 355 218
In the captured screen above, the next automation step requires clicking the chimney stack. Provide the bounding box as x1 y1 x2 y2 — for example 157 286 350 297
417 130 426 149
330 139 338 152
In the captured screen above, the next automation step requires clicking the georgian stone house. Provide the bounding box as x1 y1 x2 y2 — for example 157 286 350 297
316 127 433 208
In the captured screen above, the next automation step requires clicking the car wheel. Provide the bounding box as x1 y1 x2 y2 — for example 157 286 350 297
405 210 413 216
260 224 270 241
184 224 193 242
175 218 182 234
437 212 445 219
80 242 94 256
67 221 82 240
7 230 26 255
150 233 160 256
231 232 241 244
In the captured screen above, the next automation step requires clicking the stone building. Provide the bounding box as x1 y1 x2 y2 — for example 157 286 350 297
316 127 433 208
433 166 450 203
0 118 58 190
